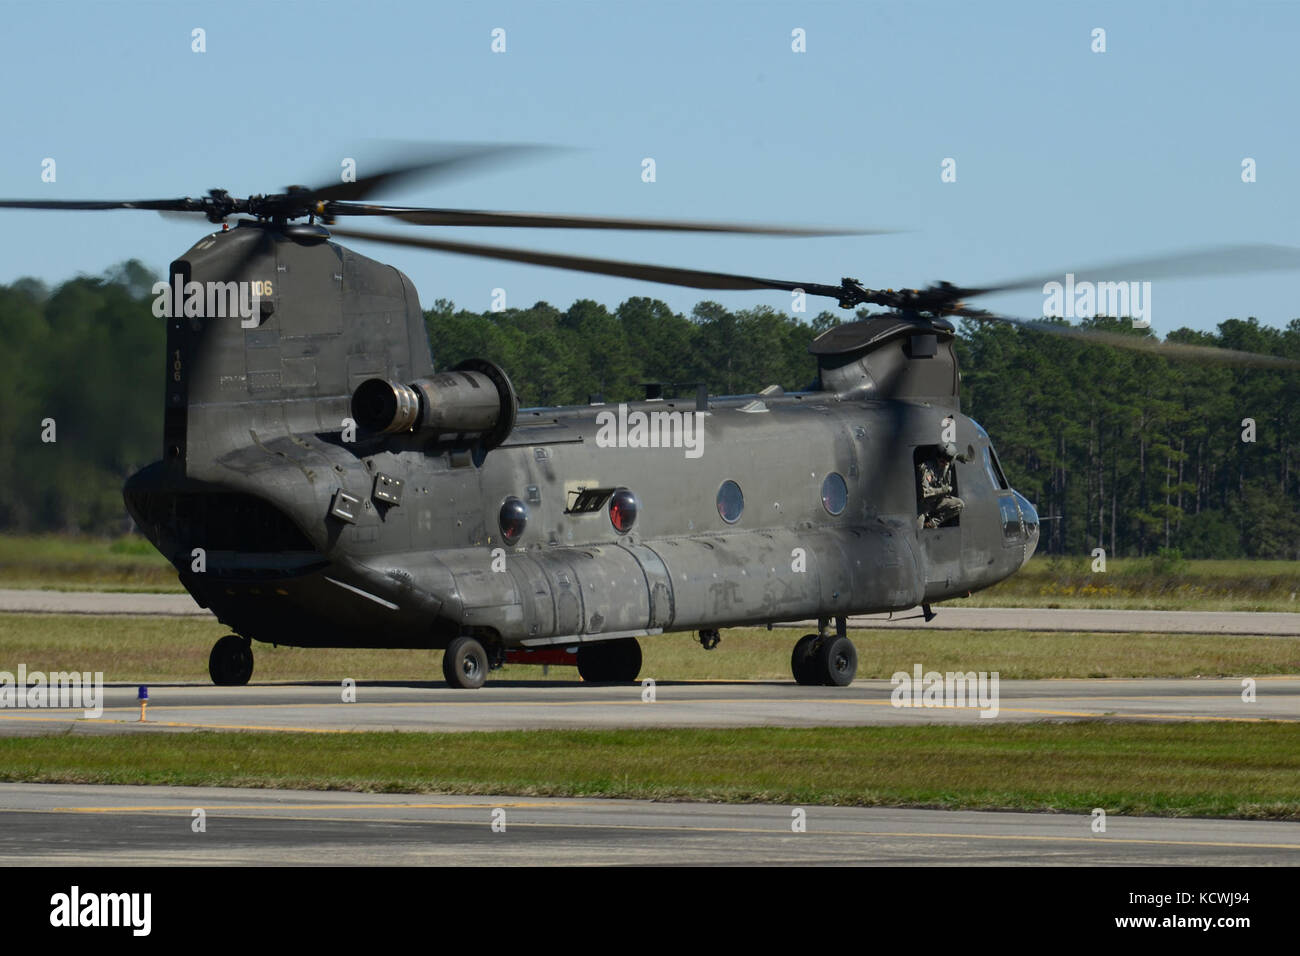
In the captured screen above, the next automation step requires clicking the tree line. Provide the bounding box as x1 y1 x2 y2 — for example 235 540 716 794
1 261 1296 558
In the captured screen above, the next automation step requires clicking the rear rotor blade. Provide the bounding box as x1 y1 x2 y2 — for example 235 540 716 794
309 143 554 203
329 203 874 236
328 226 836 293
971 313 1300 369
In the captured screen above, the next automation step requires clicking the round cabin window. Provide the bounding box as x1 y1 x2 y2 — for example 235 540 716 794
717 480 744 524
821 472 848 516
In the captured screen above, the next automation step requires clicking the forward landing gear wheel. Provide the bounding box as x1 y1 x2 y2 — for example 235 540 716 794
817 635 858 687
209 634 254 686
577 638 642 682
791 634 820 685
791 634 857 686
443 636 489 689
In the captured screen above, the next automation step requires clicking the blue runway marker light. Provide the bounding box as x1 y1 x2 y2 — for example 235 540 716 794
137 686 148 701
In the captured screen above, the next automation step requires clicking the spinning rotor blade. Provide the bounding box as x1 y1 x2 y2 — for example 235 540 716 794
970 244 1300 297
328 225 841 293
329 204 872 236
970 313 1300 369
0 143 868 236
0 198 200 212
309 143 554 202
0 144 560 221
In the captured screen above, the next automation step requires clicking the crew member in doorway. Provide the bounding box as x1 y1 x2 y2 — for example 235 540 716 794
919 442 968 529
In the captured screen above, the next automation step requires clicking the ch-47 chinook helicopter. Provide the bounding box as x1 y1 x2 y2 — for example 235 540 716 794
5 148 1298 688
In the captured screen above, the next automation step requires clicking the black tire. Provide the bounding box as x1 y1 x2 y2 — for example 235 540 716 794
443 636 489 689
816 635 858 687
577 638 642 682
209 634 254 686
791 633 820 685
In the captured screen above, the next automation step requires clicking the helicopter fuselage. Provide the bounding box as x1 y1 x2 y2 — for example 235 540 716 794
124 223 1040 660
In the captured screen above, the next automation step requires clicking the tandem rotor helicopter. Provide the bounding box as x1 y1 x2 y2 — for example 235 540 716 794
4 147 1297 688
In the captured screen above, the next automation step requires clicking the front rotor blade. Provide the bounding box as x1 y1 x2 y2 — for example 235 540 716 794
971 313 1300 369
971 244 1300 297
309 143 553 203
329 226 831 293
329 203 874 236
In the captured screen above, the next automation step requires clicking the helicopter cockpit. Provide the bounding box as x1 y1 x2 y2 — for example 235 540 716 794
970 420 1040 561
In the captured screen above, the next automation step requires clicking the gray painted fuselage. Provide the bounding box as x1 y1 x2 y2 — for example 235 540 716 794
124 224 1039 652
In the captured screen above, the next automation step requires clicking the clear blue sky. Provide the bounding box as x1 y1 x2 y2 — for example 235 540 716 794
1 0 1297 335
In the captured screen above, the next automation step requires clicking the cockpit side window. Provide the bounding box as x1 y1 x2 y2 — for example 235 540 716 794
984 446 1009 490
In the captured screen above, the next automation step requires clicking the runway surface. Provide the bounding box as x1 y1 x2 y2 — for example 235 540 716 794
0 677 1294 735
0 782 1295 865
1 588 1297 634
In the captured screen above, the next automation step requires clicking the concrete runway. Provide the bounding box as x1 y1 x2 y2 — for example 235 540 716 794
0 677 1294 735
0 782 1295 865
2 588 1298 634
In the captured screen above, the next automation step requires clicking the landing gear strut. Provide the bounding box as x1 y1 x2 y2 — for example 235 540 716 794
697 629 721 650
790 617 857 687
209 634 254 686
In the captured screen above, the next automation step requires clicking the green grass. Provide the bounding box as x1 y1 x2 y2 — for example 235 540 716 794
950 555 1300 612
1 613 1296 682
2 723 1297 819
0 534 179 592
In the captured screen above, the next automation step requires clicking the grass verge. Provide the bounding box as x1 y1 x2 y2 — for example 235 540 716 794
0 534 178 592
2 723 1297 819
959 556 1300 611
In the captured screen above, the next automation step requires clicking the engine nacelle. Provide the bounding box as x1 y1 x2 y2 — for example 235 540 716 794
350 358 517 449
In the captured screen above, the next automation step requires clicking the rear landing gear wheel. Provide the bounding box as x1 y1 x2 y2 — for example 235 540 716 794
817 635 858 687
577 638 642 682
791 634 820 685
209 634 254 686
443 636 489 689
